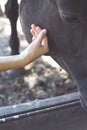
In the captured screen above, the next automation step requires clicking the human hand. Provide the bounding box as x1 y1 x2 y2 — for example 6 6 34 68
20 24 49 66
30 24 48 48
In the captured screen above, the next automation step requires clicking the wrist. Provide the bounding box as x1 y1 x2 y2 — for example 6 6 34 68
20 47 32 66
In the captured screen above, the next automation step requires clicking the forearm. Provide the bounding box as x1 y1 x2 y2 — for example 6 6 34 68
0 28 49 72
0 53 31 72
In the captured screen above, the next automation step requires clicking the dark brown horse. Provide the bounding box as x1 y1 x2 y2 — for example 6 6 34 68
5 0 19 55
19 0 87 110
4 0 87 110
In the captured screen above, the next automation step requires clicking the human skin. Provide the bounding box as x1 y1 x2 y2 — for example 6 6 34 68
0 25 49 72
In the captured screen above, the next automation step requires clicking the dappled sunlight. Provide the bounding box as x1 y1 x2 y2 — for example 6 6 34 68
23 56 77 100
41 55 61 68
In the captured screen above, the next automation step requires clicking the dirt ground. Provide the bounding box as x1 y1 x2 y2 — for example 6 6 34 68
0 14 77 107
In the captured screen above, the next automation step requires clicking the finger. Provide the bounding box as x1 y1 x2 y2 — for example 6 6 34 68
31 24 38 37
35 29 47 45
31 24 36 29
31 25 41 38
41 36 47 46
36 27 47 46
32 26 41 37
33 26 41 37
30 29 37 39
36 26 41 33
35 27 42 37
32 36 35 41
30 29 34 36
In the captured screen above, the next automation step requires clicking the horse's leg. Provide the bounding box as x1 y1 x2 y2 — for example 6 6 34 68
4 0 25 76
5 0 19 55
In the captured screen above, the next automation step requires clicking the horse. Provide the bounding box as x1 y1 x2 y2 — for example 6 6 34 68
3 0 87 110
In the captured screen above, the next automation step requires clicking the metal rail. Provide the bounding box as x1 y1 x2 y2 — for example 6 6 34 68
1 92 86 130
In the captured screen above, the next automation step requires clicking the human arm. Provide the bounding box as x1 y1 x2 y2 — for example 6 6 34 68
0 26 49 72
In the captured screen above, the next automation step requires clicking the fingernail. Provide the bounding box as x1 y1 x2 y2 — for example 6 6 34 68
30 29 32 33
31 24 35 27
41 42 45 46
36 26 39 29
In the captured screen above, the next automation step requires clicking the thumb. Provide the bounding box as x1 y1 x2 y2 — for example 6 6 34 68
35 29 47 45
